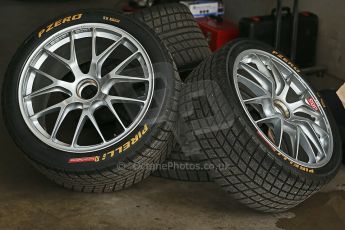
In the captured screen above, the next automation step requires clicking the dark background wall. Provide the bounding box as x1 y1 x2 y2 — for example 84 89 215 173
224 0 345 82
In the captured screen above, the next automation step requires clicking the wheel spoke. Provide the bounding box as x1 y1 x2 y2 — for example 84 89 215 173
252 54 272 77
243 95 271 105
296 120 326 161
312 122 329 139
89 33 124 77
30 99 71 119
268 60 285 95
293 126 301 160
256 115 284 147
109 75 148 83
24 84 69 100
256 114 281 124
278 73 293 99
50 103 75 140
91 28 97 59
70 31 77 62
299 127 318 163
112 51 140 74
71 110 88 147
102 74 148 93
288 91 322 119
292 104 321 119
30 66 61 83
273 118 284 148
292 115 328 138
257 115 284 148
44 48 70 66
44 31 82 77
239 61 274 93
25 67 72 100
238 74 271 97
107 95 145 104
97 38 124 68
105 99 127 130
104 74 148 84
87 112 106 143
288 100 305 112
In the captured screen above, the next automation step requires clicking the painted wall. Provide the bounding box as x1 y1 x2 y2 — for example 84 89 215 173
224 0 345 81
299 0 345 81
224 0 275 22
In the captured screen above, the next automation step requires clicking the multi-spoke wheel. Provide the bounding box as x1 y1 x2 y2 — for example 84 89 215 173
2 10 180 192
234 49 333 169
20 24 154 152
179 39 341 212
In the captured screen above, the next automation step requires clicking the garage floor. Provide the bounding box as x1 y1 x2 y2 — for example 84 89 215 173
1 1 345 229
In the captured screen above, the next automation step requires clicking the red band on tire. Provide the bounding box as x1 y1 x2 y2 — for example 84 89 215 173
257 131 276 152
68 156 98 164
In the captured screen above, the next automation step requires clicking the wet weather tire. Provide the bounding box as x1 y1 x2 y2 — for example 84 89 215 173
2 10 181 192
134 3 211 181
179 39 342 212
152 143 211 182
133 3 211 75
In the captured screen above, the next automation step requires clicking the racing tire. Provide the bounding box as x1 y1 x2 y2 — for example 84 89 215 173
2 10 181 192
152 143 211 182
179 39 342 212
134 3 212 181
133 3 212 76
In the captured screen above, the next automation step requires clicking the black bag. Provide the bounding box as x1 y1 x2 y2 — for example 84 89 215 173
295 11 318 68
239 8 318 68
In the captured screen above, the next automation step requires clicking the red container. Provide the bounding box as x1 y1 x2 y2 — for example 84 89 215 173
197 18 239 51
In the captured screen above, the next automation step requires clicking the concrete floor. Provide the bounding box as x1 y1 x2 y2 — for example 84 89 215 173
0 1 345 229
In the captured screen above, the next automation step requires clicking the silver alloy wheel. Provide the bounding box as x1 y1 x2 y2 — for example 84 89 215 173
233 49 333 168
18 23 154 153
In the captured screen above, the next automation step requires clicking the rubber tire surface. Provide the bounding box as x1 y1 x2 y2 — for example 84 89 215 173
179 39 342 212
133 3 211 75
152 143 211 182
134 3 211 181
2 10 181 193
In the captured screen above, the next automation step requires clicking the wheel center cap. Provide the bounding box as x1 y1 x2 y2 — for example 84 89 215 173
77 78 99 100
273 100 290 118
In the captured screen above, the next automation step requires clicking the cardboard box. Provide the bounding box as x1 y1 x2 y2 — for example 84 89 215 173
337 83 345 108
180 1 219 18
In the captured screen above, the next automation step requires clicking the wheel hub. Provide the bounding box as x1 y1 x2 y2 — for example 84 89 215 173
273 100 290 118
77 78 99 100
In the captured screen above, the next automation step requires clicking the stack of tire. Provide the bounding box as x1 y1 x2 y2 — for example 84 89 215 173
2 4 341 213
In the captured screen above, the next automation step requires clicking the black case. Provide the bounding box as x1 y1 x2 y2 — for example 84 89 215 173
239 9 318 68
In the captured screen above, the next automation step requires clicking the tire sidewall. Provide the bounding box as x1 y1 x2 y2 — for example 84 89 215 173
3 10 177 172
